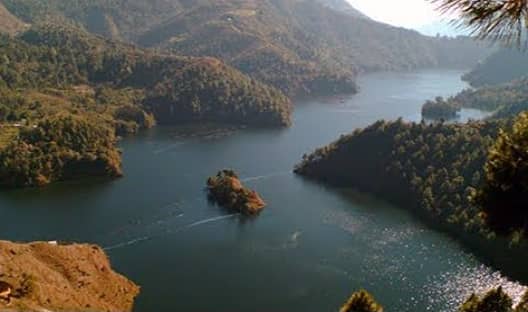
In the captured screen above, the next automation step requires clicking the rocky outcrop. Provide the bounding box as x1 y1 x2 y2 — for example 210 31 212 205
207 170 266 215
0 241 139 312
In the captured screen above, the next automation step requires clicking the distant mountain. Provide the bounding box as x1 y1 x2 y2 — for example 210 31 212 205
417 20 469 37
463 48 528 87
2 0 490 97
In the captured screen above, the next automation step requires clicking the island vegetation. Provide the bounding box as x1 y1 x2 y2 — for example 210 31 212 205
206 170 266 215
422 96 460 120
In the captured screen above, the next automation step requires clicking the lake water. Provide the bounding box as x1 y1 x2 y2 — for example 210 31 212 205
0 70 524 312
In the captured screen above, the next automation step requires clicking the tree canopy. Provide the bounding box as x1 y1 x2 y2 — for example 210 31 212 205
478 112 528 233
340 290 383 312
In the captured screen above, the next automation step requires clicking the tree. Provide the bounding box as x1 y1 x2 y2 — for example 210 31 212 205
515 290 528 312
340 290 383 312
459 287 513 312
433 0 528 46
478 112 528 232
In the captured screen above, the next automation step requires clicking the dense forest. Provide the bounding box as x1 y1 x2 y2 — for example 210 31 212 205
0 114 121 188
0 0 490 96
0 21 292 188
463 48 528 87
295 109 528 243
4 23 292 127
0 0 488 189
296 119 498 237
422 78 528 120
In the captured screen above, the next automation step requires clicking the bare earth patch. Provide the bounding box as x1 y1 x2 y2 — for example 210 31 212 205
0 241 139 312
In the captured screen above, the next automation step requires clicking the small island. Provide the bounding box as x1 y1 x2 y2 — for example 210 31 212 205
421 96 459 120
206 170 266 215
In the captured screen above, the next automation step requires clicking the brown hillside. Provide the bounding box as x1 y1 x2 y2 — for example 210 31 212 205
0 3 28 35
0 241 139 312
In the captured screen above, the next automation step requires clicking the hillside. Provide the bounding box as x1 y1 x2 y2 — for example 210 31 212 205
0 2 27 35
136 0 489 95
0 240 139 312
295 119 498 235
1 0 489 96
422 78 528 120
463 48 528 87
0 23 292 128
295 111 528 274
0 22 292 188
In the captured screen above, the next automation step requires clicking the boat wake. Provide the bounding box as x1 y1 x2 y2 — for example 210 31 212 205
103 213 239 251
184 214 239 229
104 236 151 251
153 142 185 154
240 171 290 183
97 201 184 239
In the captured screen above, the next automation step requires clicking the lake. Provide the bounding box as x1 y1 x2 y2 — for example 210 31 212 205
0 70 524 312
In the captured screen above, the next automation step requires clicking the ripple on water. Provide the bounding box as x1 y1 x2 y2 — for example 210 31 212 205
322 209 367 235
426 264 527 311
323 206 527 311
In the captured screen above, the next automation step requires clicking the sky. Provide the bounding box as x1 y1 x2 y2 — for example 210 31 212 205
346 0 445 29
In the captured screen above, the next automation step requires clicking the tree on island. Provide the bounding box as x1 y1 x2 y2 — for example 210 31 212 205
206 169 266 215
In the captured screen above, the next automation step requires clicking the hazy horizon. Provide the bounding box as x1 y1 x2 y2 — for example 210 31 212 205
346 0 446 29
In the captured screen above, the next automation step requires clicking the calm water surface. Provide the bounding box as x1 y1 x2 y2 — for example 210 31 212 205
1 70 524 312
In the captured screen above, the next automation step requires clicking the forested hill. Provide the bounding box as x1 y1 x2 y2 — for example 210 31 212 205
294 116 528 267
1 22 292 127
295 107 528 275
463 48 528 87
295 119 498 235
1 0 489 96
0 22 292 188
422 78 528 120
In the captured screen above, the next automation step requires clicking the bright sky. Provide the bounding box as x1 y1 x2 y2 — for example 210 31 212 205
346 0 444 28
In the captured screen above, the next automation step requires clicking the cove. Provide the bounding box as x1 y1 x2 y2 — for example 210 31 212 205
0 70 524 312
